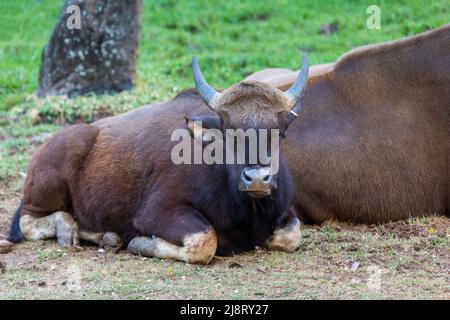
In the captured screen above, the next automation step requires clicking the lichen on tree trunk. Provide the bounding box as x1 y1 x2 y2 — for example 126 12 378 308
37 0 142 97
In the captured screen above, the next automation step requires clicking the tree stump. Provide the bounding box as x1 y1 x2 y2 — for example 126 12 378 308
37 0 142 97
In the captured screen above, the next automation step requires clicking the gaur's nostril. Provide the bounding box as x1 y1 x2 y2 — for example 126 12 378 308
241 169 252 184
263 175 272 183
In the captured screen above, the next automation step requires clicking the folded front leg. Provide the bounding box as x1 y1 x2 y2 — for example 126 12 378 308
128 206 217 264
266 208 302 252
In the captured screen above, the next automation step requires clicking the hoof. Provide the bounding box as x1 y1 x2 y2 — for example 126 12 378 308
127 236 157 257
102 232 122 249
55 211 80 247
57 229 80 247
0 240 13 254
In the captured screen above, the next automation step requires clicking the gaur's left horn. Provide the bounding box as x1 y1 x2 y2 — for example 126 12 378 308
192 56 222 112
284 54 309 112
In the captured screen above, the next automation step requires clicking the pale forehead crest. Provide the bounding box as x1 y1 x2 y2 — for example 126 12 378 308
216 81 291 127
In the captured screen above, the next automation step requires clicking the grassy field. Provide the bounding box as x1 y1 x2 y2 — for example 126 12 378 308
0 218 448 299
0 0 449 299
1 0 449 117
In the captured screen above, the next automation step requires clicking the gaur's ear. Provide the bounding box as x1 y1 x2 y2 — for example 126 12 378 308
184 115 222 142
277 108 300 137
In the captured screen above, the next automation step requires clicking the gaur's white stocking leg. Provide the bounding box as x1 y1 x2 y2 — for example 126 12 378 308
20 212 79 247
128 229 217 264
20 212 122 248
266 216 302 252
128 206 217 264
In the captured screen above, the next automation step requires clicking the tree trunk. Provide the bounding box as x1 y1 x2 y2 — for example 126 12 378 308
37 0 142 97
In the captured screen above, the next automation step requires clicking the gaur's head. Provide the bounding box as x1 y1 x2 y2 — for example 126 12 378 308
186 55 309 199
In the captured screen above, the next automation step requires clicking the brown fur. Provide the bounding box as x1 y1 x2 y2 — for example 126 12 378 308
279 24 450 223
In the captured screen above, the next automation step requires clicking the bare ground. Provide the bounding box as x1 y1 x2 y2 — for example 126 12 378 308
0 127 449 300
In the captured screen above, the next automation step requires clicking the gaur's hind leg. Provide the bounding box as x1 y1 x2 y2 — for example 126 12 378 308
266 208 302 252
128 206 217 264
17 124 122 248
20 212 122 248
20 212 79 247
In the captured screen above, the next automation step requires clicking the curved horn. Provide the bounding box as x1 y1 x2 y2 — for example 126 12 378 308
284 54 309 112
192 56 222 111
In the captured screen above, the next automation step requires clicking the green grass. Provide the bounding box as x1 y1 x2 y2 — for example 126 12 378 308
0 0 449 118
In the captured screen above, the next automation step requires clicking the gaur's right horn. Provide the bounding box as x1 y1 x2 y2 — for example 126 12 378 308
192 56 222 112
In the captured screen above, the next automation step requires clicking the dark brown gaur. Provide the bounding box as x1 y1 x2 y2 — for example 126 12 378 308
6 55 311 264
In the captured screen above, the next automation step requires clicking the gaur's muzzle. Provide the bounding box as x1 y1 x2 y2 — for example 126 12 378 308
239 166 275 198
